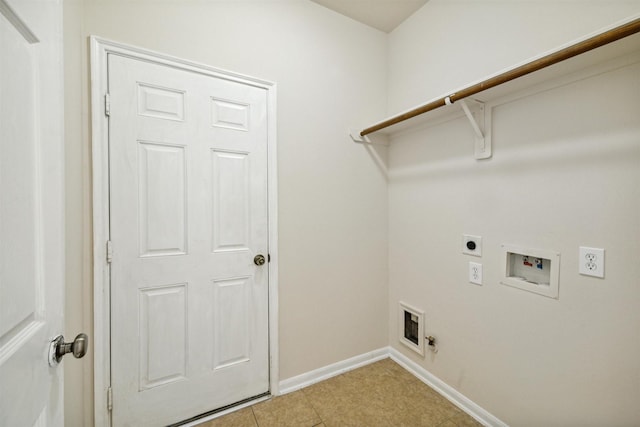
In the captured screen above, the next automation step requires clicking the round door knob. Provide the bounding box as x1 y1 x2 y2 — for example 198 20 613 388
49 333 89 366
254 254 266 266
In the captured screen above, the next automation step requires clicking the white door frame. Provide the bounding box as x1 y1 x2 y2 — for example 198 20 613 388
90 36 279 427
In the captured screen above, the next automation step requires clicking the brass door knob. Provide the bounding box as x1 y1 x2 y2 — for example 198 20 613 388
254 254 266 266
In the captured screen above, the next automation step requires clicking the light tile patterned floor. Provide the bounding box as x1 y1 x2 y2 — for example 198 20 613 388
197 358 482 427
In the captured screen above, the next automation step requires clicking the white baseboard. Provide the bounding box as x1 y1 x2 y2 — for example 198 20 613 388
389 347 508 427
278 347 389 395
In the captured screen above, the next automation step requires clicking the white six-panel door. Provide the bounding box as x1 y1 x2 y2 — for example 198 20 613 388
108 53 270 426
0 0 64 426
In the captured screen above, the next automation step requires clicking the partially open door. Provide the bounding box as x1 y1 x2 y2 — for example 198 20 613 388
0 0 67 425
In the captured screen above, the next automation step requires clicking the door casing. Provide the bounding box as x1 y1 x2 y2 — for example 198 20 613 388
90 37 279 427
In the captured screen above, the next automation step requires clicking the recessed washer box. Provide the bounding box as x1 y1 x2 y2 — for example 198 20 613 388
501 244 560 299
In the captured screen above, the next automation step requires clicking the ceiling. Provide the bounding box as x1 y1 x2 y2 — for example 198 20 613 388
310 0 428 33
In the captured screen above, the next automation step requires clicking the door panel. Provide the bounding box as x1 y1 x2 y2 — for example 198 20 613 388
211 150 251 252
109 54 269 426
138 141 187 257
138 284 187 390
0 0 64 426
212 276 251 369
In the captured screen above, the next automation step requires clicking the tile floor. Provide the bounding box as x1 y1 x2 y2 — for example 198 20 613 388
196 358 482 427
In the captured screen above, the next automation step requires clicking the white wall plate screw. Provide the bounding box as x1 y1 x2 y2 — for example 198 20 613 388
579 247 605 278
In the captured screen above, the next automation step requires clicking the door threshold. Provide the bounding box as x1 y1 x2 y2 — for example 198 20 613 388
173 392 271 427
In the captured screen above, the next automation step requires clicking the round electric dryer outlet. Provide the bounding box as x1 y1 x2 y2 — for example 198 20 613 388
462 235 482 256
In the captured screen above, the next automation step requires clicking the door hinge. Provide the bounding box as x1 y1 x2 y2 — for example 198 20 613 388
107 387 113 411
106 240 113 264
105 93 111 117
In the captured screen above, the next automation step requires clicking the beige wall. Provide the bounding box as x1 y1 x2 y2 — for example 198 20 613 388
387 1 640 426
64 1 389 425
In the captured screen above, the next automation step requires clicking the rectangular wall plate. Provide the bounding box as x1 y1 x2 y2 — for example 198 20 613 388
469 262 482 285
579 246 605 278
462 234 482 257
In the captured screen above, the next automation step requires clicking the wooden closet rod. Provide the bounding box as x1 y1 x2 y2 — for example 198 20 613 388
360 17 640 137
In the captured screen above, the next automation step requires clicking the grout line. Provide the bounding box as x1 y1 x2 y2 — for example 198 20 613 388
300 378 334 425
250 406 259 427
299 387 325 426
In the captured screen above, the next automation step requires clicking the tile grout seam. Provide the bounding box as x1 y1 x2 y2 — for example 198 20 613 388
250 405 259 427
302 387 325 426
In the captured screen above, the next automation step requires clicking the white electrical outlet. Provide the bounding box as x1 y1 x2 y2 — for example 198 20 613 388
469 262 482 285
579 247 605 278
